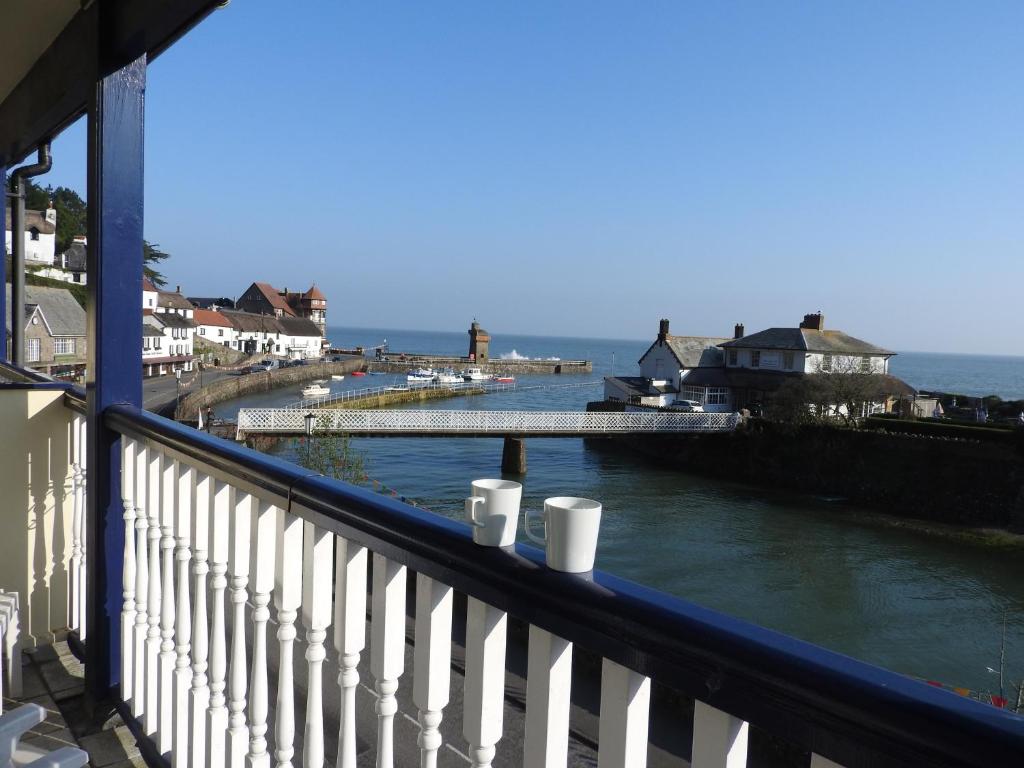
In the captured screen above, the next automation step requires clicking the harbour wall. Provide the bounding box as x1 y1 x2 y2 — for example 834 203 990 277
177 357 365 420
312 386 488 410
587 411 1024 531
366 356 592 375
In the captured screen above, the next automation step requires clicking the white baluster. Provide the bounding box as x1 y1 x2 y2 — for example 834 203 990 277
371 554 407 768
523 626 573 767
462 598 506 768
301 519 333 768
133 443 149 719
145 448 163 736
77 414 87 640
207 480 231 767
333 537 366 768
247 501 278 768
810 756 843 768
413 575 453 768
691 701 748 768
191 471 212 768
227 491 253 768
159 455 177 753
120 438 136 706
173 463 194 768
596 659 650 768
69 415 82 634
274 511 303 768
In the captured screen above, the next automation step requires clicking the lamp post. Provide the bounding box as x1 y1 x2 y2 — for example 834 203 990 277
175 368 182 419
303 411 315 468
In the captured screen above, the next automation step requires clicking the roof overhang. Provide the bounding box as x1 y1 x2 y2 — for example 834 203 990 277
0 0 222 165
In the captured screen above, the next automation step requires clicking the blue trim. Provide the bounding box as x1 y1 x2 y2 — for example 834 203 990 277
84 57 146 698
106 403 1024 767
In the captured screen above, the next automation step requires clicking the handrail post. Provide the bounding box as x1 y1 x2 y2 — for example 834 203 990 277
85 54 146 699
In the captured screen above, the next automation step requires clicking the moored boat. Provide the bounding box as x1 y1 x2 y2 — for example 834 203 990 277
301 382 331 398
351 371 366 377
435 368 462 384
407 367 435 383
331 374 345 380
461 367 488 381
493 374 515 383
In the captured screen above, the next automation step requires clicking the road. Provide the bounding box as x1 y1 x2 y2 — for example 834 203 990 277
142 366 234 416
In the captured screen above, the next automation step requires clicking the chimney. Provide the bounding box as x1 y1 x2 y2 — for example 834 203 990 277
800 312 825 331
734 323 744 339
658 319 670 343
45 201 56 225
176 285 181 293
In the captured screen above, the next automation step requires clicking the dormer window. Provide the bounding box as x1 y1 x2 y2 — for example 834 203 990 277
29 227 40 241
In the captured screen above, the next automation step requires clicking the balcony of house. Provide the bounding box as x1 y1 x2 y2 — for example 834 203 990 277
1 361 1022 768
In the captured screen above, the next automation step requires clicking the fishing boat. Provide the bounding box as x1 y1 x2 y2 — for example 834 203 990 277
407 368 435 383
493 374 515 383
461 367 488 381
434 368 462 384
301 382 331 398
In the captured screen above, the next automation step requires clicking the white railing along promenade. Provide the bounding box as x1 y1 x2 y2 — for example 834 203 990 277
285 379 516 410
236 409 742 437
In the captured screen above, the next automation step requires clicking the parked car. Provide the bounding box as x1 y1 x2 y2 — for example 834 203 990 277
673 400 705 413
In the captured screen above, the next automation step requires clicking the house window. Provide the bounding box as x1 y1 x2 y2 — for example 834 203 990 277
727 349 737 366
860 356 871 373
681 386 705 403
706 387 730 405
217 329 224 337
26 338 41 362
821 354 833 372
29 228 39 241
55 338 75 355
199 327 206 336
751 350 761 368
782 352 794 369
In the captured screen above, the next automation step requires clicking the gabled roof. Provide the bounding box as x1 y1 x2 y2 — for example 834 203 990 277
152 312 195 329
5 284 85 336
638 336 729 369
4 208 55 235
244 282 295 316
62 241 87 271
193 309 233 328
277 316 322 337
142 325 164 337
157 291 195 311
719 328 893 356
142 277 159 293
220 310 283 334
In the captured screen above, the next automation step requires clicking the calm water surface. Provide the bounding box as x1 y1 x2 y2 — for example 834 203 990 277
214 326 1024 694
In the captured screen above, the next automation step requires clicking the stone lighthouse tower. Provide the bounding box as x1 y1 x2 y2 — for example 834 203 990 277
468 320 490 362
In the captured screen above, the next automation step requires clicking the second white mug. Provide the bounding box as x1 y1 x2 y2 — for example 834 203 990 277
525 496 602 573
465 479 523 547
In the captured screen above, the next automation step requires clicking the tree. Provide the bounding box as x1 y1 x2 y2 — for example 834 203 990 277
292 433 366 485
144 241 171 287
769 359 894 425
16 178 86 254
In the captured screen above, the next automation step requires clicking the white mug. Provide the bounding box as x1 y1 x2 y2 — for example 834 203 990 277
525 496 602 573
465 479 523 547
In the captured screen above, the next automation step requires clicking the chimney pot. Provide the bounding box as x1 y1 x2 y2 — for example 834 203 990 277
734 323 745 339
176 285 181 293
800 312 825 331
658 318 670 342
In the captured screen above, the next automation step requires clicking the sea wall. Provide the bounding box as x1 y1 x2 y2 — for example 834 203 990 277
367 356 592 375
177 358 365 420
316 386 487 410
589 414 1024 531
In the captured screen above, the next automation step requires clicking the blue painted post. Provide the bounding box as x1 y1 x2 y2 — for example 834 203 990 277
85 56 146 698
0 162 6 361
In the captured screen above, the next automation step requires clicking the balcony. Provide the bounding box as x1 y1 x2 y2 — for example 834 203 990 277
1 361 1022 767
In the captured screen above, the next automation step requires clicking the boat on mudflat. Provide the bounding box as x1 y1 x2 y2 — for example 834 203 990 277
331 374 345 380
301 382 331 398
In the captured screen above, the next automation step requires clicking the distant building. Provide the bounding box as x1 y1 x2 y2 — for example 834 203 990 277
140 285 195 375
4 284 87 380
188 297 236 310
4 204 57 265
58 237 88 284
468 320 490 362
236 282 327 336
194 308 237 349
219 310 322 359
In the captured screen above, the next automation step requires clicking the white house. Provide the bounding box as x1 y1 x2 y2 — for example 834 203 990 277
277 316 323 360
140 288 196 375
193 308 238 350
4 205 57 265
142 276 159 311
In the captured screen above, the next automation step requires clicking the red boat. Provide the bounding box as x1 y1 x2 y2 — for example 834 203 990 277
351 371 367 377
493 375 515 383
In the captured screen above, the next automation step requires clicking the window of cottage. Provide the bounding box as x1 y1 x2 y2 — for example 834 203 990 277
821 354 833 372
27 338 40 362
860 356 871 373
55 338 75 355
751 350 761 367
727 349 737 366
782 352 794 369
706 387 730 405
681 385 705 403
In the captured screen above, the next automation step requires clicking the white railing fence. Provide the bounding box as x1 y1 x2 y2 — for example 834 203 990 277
237 408 741 436
68 408 88 641
109 428 875 768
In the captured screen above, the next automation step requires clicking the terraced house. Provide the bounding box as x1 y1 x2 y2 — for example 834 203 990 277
4 284 86 380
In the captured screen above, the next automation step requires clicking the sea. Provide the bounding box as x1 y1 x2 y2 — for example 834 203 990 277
214 326 1024 697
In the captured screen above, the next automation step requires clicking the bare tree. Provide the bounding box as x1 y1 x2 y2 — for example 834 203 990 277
770 357 892 425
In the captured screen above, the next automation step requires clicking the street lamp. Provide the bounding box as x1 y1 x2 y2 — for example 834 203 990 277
303 411 316 468
175 368 182 419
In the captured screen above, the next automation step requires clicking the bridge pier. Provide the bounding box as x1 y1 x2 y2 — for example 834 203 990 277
501 436 527 474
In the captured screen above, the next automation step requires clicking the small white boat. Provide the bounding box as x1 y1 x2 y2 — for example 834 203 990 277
331 374 345 381
461 367 488 381
407 367 435 383
434 368 462 384
301 383 331 398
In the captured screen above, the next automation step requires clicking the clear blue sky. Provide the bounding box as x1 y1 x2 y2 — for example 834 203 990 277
41 1 1024 353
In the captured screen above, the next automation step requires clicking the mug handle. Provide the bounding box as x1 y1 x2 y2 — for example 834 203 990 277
465 496 486 528
524 508 546 545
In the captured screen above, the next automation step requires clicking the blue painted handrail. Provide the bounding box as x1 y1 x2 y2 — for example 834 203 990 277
104 402 1024 767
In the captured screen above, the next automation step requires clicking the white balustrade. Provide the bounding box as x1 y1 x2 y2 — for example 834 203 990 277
463 598 507 768
333 537 366 768
206 480 231 767
68 413 84 636
370 554 406 768
247 500 278 768
597 659 650 768
173 463 193 768
120 437 136 706
132 443 149 720
190 470 212 768
159 454 177 753
413 575 453 768
227 491 253 768
301 519 333 768
145 447 163 736
691 701 748 768
523 626 573 768
77 414 87 641
274 510 303 768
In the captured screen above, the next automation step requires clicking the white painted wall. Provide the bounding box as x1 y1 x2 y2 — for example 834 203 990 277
5 227 55 265
724 348 888 374
638 346 682 388
196 324 238 348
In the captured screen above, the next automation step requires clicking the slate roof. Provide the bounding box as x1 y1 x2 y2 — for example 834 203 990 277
157 291 195 311
62 241 87 271
220 310 283 334
193 309 234 328
277 316 322 337
153 312 195 329
142 325 164 337
5 284 85 336
606 376 680 397
188 297 236 310
719 328 893 356
638 336 730 369
5 208 55 235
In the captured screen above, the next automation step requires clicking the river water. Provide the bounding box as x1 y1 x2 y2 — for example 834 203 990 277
213 326 1024 696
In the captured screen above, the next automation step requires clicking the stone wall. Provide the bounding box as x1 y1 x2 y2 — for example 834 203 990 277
367 357 592 375
177 358 364 419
